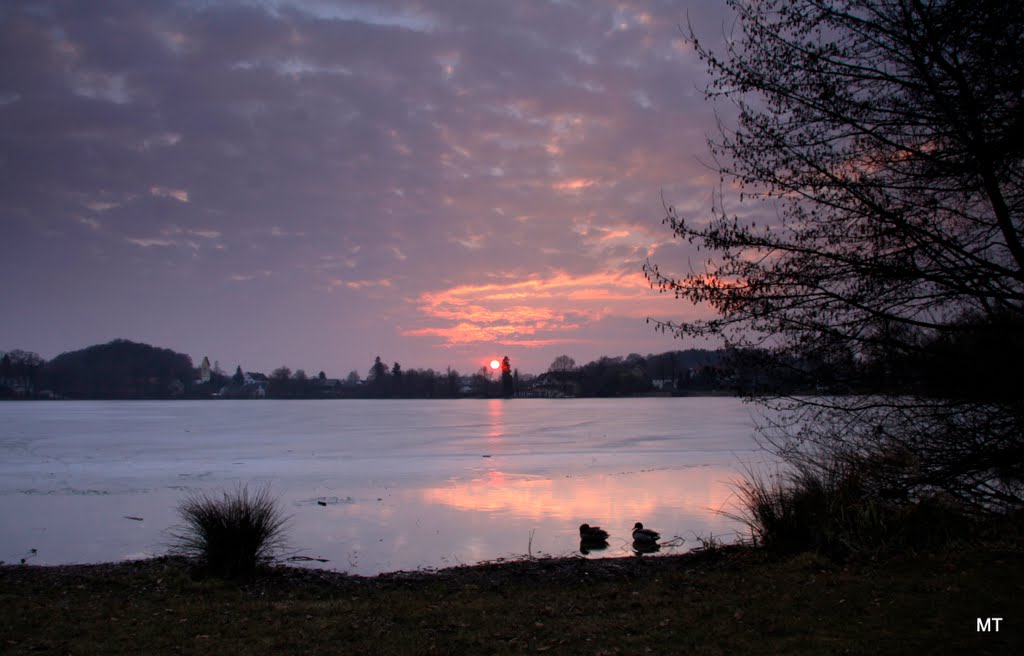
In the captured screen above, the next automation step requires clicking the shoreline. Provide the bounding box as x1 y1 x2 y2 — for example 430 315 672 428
1 546 739 589
4 543 1021 654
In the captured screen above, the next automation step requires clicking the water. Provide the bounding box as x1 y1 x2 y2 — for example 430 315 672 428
0 398 770 574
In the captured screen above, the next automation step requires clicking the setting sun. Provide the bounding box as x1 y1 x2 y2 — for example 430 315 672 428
489 359 500 370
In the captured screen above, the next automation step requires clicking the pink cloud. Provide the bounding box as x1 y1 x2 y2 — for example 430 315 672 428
402 270 675 349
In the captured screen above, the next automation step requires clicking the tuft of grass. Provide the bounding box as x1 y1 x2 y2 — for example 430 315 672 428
169 484 289 578
726 459 974 559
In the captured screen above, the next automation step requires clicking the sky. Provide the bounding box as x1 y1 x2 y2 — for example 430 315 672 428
0 0 738 377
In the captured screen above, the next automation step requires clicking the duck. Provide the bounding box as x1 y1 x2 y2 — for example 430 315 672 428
579 523 610 542
631 522 661 544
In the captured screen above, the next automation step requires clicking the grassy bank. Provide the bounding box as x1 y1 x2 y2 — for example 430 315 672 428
3 544 1021 655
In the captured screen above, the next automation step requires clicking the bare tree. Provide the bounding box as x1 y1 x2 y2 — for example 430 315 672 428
548 355 577 372
646 0 1024 509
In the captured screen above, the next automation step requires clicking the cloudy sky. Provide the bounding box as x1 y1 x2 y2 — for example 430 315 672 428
1 0 737 377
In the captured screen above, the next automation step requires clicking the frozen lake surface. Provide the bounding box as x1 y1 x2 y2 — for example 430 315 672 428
0 398 771 574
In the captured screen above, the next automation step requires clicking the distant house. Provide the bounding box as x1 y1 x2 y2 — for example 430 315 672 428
242 372 267 385
167 379 185 397
216 370 270 399
528 371 581 398
242 372 269 398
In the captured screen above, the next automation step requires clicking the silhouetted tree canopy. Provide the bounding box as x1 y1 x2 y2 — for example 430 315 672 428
41 339 193 399
500 356 513 397
548 355 576 372
0 349 45 398
647 0 1024 510
367 356 389 395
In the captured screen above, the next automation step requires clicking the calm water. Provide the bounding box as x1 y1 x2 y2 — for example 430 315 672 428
0 398 770 574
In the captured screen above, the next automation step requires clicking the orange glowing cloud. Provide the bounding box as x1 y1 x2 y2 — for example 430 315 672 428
402 270 668 347
552 177 600 192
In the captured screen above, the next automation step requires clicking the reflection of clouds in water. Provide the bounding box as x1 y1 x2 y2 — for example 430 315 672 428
420 467 737 528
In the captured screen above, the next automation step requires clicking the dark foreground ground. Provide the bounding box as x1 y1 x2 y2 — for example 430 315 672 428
2 543 1022 655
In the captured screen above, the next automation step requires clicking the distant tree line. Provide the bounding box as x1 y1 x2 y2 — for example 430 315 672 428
9 335 997 401
258 354 523 399
1 340 733 400
0 350 45 398
250 356 469 400
534 350 732 397
1 340 195 400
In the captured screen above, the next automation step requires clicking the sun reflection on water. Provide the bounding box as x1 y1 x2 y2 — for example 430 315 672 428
487 398 504 439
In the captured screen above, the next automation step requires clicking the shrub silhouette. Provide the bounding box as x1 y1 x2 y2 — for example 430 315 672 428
170 484 288 578
727 459 971 559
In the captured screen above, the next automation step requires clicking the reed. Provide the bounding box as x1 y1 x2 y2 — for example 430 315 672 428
726 458 972 559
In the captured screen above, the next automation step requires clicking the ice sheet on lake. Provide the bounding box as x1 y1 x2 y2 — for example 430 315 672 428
0 398 771 573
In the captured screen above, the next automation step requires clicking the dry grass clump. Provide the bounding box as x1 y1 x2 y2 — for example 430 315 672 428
727 458 973 559
169 484 288 578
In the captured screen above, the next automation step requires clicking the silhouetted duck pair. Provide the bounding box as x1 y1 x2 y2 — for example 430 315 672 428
578 522 661 552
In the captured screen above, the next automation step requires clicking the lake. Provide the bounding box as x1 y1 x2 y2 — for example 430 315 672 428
0 398 771 574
